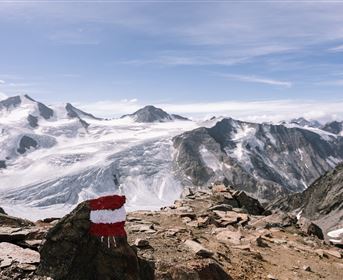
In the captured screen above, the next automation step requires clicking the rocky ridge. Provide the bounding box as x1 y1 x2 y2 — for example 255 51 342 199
1 184 342 279
173 118 343 200
268 162 343 241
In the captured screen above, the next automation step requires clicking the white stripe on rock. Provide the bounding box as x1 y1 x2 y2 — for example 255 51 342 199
90 207 126 224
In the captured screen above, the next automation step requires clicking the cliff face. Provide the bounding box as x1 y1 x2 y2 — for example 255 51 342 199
268 163 343 236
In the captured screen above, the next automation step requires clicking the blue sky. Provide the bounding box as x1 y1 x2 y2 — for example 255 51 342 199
0 1 343 120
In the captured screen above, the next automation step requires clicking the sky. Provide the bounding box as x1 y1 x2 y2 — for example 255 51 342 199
0 0 343 121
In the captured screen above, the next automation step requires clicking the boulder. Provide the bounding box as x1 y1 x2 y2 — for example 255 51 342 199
37 201 154 280
251 213 297 229
208 204 233 212
212 211 249 227
184 240 214 258
232 191 265 215
214 229 244 245
0 213 35 227
0 242 40 267
298 218 324 240
134 238 150 248
0 227 34 242
164 259 233 280
213 193 239 208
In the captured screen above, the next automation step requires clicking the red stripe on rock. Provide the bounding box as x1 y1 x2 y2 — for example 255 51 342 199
89 221 127 237
89 195 126 211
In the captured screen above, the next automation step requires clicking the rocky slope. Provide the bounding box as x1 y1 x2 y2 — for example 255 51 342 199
268 163 343 242
1 186 342 279
173 118 343 200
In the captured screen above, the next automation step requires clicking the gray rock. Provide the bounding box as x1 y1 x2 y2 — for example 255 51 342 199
208 204 233 212
214 229 244 245
0 227 34 242
232 191 265 215
165 259 233 280
17 136 38 154
0 160 6 169
298 217 324 240
0 242 40 266
0 96 21 110
184 240 214 258
134 238 150 248
302 265 311 272
27 114 39 128
37 201 154 280
24 95 54 120
0 213 35 227
268 163 343 238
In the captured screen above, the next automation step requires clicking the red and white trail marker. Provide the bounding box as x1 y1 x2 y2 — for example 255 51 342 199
89 195 127 237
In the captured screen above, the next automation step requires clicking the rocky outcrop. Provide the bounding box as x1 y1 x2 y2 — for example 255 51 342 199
17 136 38 154
27 114 39 128
0 207 7 215
268 163 343 242
0 213 34 227
0 96 21 110
173 118 343 200
37 201 153 280
0 160 6 169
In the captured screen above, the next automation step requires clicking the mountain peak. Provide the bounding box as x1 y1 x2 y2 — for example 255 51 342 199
290 117 321 128
121 105 188 123
65 102 102 120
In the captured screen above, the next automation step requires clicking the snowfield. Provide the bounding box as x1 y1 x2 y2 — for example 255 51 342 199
0 96 199 220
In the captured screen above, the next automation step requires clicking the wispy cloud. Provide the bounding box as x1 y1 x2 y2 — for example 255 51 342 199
122 55 248 67
0 80 5 84
316 80 343 86
329 45 343 52
220 74 292 88
78 99 343 124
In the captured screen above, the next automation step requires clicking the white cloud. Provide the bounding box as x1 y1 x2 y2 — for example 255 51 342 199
0 80 5 84
0 92 8 100
78 99 343 124
221 74 292 88
329 45 343 52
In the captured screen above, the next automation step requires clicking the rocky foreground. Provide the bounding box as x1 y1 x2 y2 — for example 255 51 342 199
0 185 342 280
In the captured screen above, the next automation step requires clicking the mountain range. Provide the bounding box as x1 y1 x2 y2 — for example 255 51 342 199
0 95 342 229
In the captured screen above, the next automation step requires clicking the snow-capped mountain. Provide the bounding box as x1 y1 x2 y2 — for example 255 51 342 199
322 121 343 136
121 105 189 122
289 117 322 128
0 95 198 219
0 95 342 220
173 118 343 200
